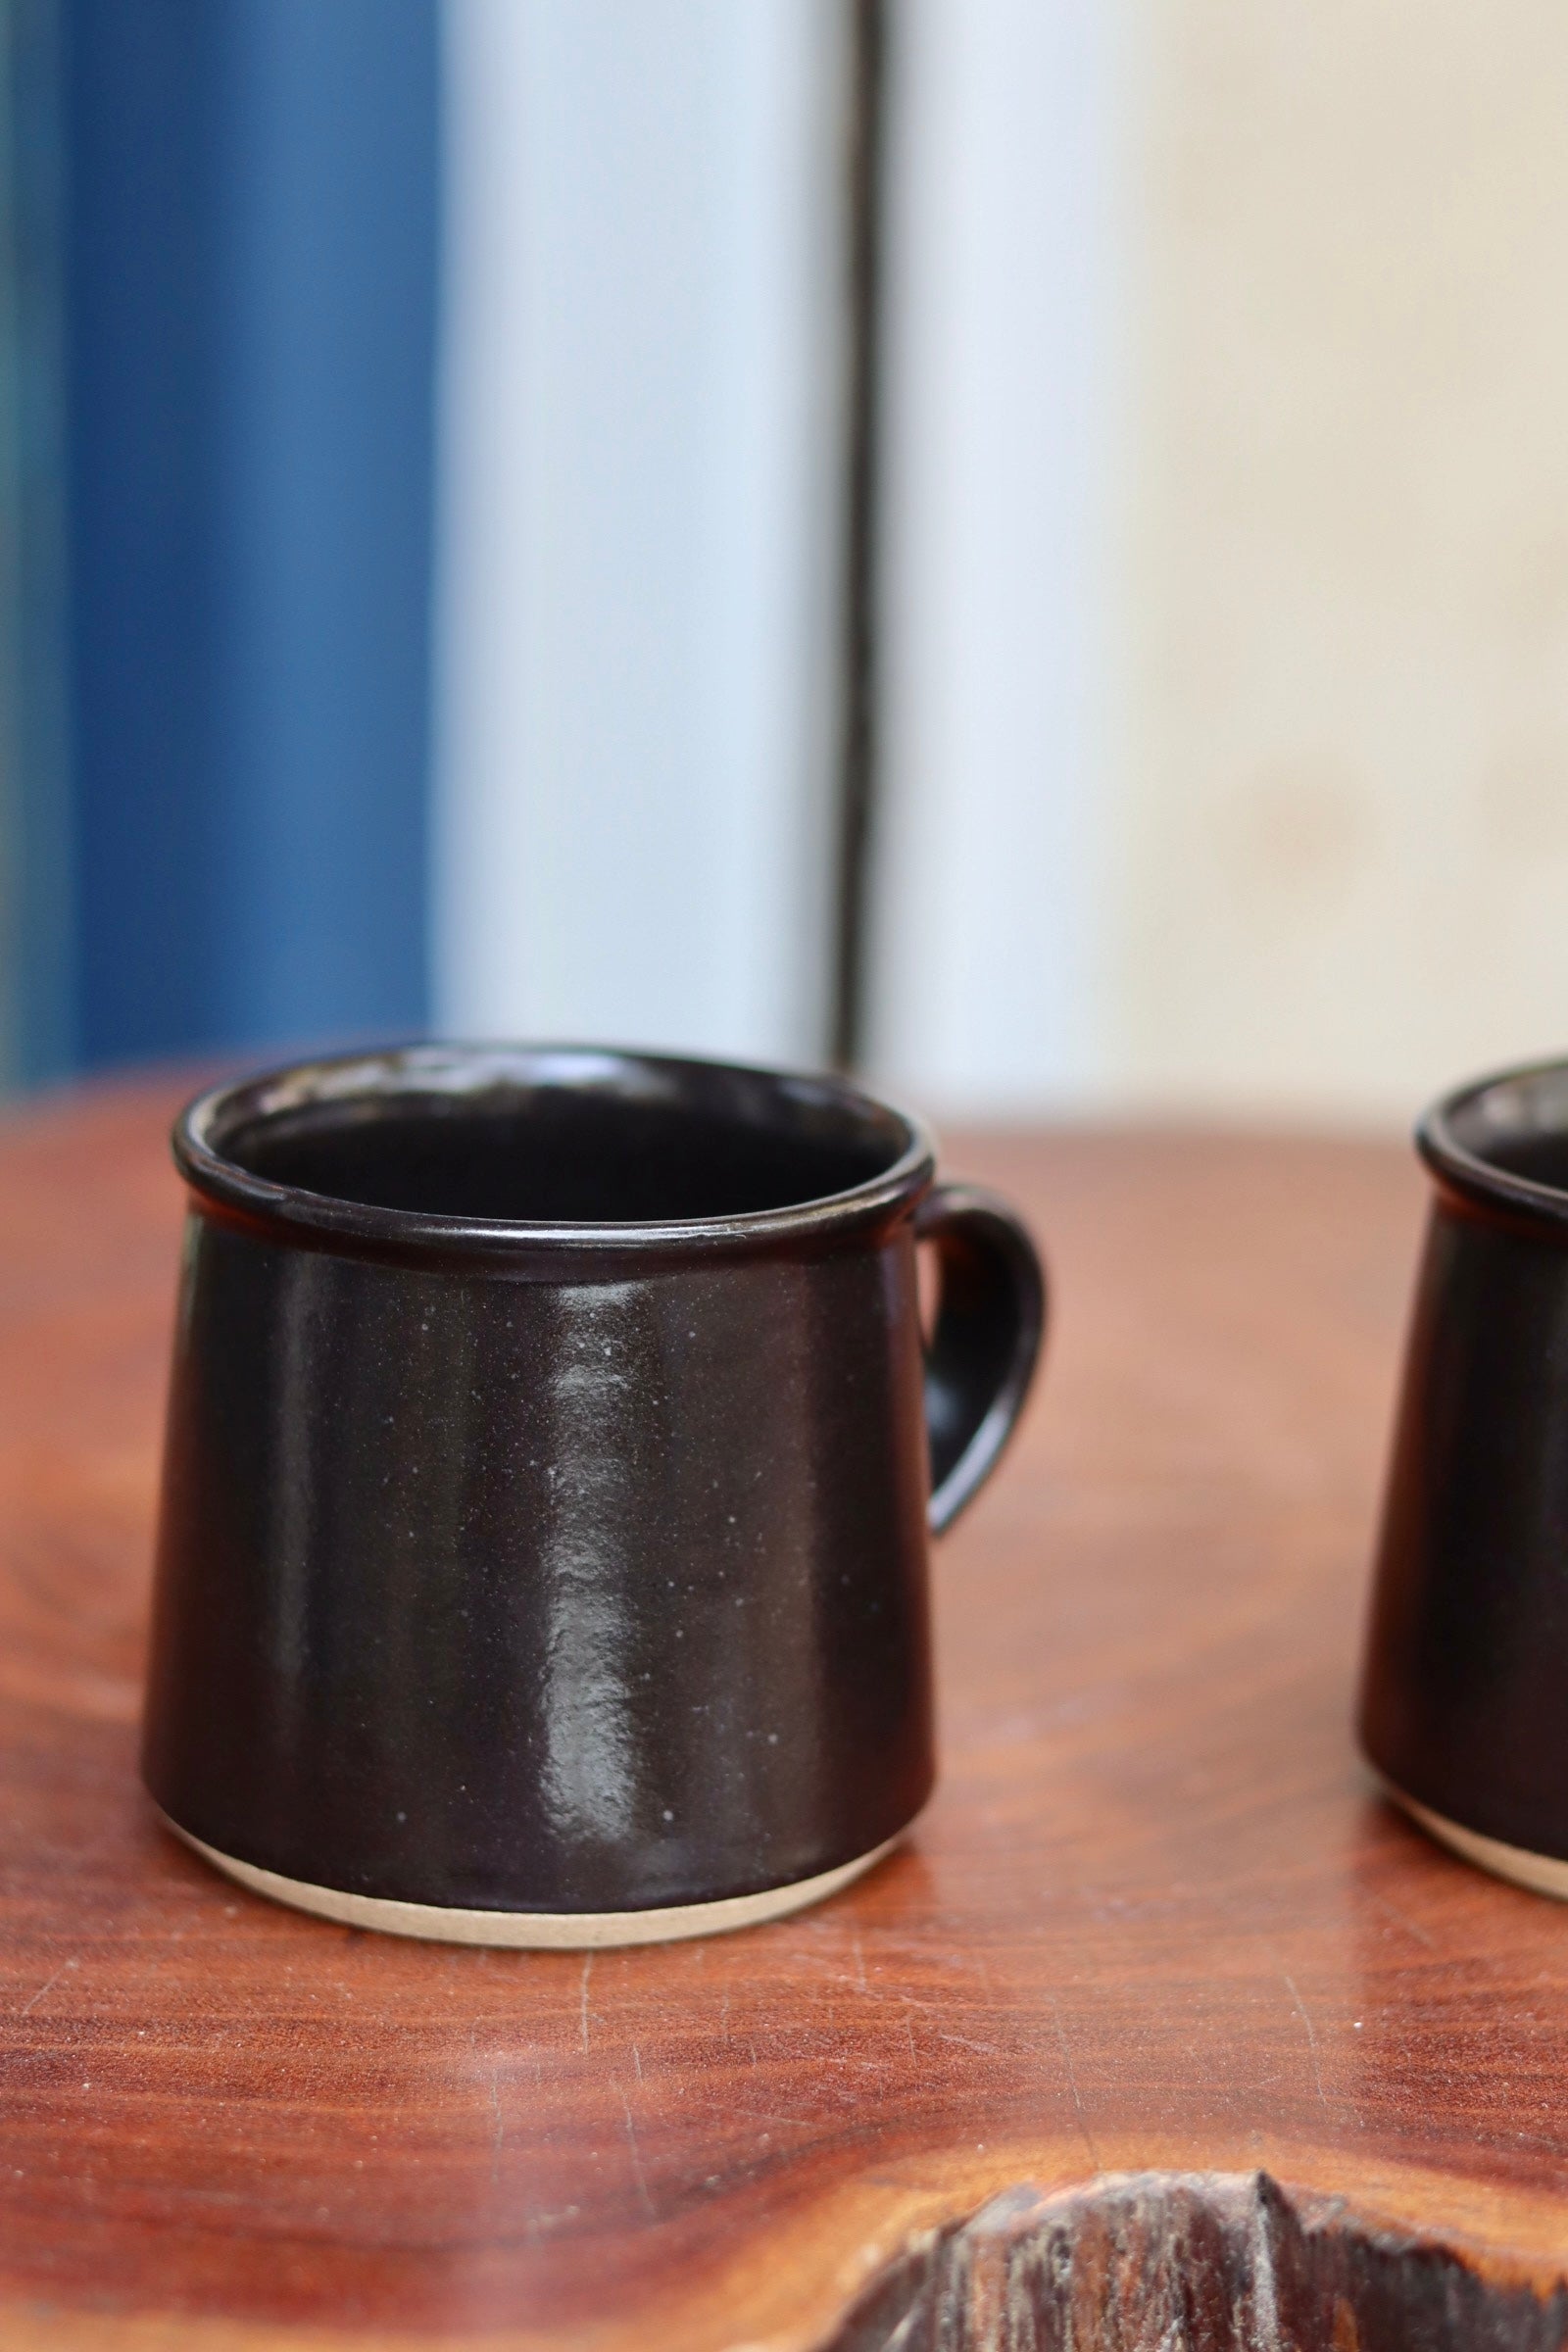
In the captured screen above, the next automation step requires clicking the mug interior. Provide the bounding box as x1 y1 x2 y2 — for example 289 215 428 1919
1434 1063 1568 1199
204 1049 914 1225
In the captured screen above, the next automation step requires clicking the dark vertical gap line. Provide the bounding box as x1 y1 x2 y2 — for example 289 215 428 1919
829 0 886 1073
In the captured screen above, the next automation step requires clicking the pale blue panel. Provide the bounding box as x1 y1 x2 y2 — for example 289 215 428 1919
434 0 843 1063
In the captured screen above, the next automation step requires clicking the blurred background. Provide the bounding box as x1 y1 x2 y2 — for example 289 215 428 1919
3 0 1566 1123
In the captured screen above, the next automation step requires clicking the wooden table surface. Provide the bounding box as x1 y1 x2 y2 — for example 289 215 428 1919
3 1081 1567 2350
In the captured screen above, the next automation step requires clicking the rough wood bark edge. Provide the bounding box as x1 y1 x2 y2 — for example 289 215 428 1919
826 2170 1568 2352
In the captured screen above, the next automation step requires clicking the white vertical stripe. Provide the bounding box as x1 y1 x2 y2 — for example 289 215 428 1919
433 0 844 1063
865 0 1123 1113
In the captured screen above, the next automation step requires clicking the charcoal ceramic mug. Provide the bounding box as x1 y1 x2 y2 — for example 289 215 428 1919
142 1045 1044 1946
1360 1056 1568 1898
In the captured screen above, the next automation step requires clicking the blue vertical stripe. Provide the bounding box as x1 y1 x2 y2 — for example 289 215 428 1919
65 0 438 1069
66 0 224 1064
1 0 75 1087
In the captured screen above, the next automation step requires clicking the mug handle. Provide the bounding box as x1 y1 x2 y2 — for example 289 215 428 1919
916 1183 1047 1534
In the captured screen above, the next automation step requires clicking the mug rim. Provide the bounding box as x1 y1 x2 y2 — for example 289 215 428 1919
172 1041 937 1266
1419 1053 1568 1233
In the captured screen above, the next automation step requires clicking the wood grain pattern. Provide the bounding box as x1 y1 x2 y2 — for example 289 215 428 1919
1 1083 1566 2350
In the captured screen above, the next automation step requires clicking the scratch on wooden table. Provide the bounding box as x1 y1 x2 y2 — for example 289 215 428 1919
936 2032 1002 2058
1050 1992 1102 2180
19 1958 76 2017
617 2088 654 2220
579 1953 593 2053
487 2061 504 2190
1365 1887 1440 1954
1283 1971 1329 2116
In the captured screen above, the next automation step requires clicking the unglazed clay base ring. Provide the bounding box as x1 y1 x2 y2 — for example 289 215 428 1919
162 1815 905 1947
1379 1779 1568 1902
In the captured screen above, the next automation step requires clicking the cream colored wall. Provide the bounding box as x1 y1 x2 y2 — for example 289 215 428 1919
1115 0 1568 1119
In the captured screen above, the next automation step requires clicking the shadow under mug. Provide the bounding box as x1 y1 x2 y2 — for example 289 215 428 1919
142 1045 1045 1946
1360 1056 1568 1899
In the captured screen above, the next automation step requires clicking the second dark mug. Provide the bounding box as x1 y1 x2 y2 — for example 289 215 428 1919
142 1045 1045 1944
1360 1056 1568 1898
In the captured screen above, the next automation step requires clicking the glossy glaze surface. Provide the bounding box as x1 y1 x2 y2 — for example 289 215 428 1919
12 1098 1568 2350
142 1047 1044 1919
1360 1058 1568 1867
